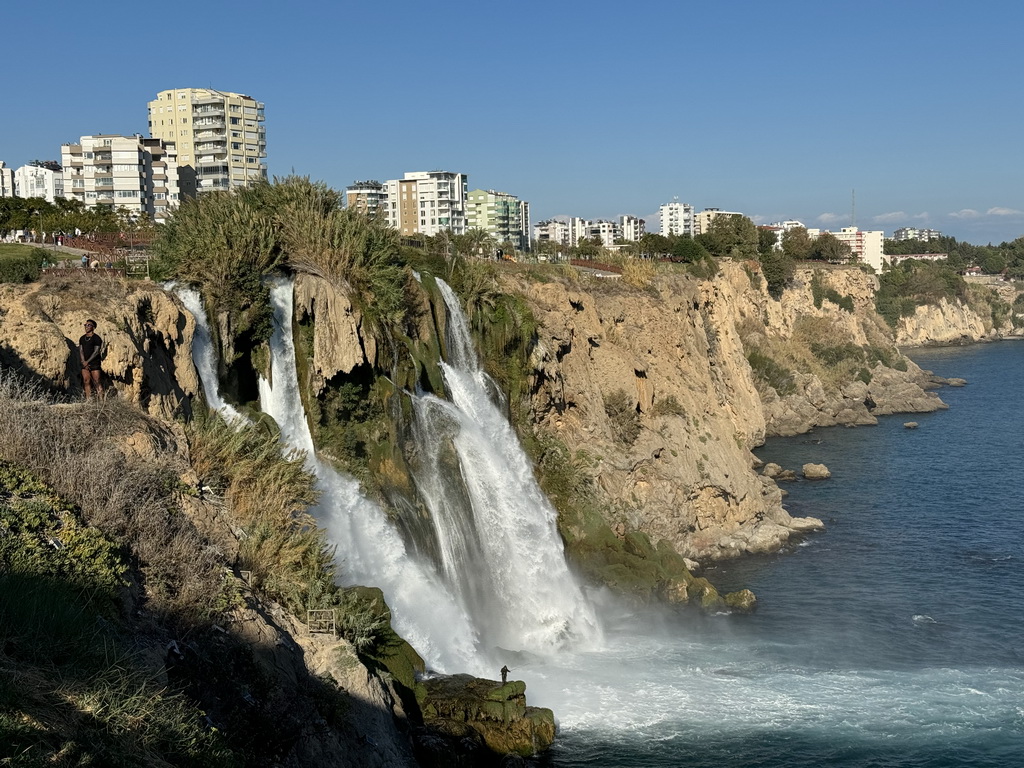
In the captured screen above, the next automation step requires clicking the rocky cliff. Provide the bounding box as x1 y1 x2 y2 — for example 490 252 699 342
508 263 951 562
0 272 198 418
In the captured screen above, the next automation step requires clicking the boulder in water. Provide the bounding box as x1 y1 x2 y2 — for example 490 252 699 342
802 463 831 480
904 421 919 429
415 674 555 762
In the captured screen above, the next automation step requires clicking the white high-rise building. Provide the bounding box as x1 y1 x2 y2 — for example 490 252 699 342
14 164 64 203
384 171 468 237
833 227 885 271
61 135 181 223
0 162 15 198
892 227 942 242
619 214 646 242
659 200 695 237
147 88 266 197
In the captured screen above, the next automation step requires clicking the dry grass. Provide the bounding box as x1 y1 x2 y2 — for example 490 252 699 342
0 370 222 626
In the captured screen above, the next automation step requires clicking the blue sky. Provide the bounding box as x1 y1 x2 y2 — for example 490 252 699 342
3 0 1023 244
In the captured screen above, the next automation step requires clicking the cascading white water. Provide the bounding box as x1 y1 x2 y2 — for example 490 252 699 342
257 279 484 674
173 284 246 424
411 279 600 653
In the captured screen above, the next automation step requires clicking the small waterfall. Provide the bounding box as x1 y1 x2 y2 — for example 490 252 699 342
258 279 484 674
411 279 600 653
173 284 246 424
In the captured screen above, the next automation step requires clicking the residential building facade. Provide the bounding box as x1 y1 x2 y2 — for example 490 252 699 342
147 88 266 197
892 227 942 242
465 188 531 251
60 135 180 223
345 180 387 217
619 214 646 242
0 162 14 198
586 219 618 248
14 163 64 203
659 200 695 237
384 171 468 237
694 208 744 236
826 226 885 271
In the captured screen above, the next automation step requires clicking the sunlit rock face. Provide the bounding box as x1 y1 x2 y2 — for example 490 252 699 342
0 278 198 418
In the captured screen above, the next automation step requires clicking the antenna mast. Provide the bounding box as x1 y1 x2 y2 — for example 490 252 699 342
851 189 856 228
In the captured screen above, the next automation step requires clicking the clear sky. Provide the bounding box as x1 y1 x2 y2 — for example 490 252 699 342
3 0 1023 244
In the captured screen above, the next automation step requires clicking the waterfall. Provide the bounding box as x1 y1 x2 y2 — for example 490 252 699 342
173 284 246 424
411 279 600 653
258 279 483 674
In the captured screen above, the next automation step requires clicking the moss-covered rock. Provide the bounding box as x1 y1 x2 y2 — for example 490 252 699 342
416 673 555 763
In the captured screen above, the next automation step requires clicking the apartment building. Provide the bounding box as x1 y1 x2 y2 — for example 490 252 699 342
60 135 180 223
466 189 531 250
14 163 64 203
807 226 886 271
694 208 744 236
534 219 569 247
833 226 885 271
659 200 695 237
384 171 468 237
619 214 646 242
586 220 618 248
345 180 387 217
147 88 266 197
892 227 942 242
0 162 14 198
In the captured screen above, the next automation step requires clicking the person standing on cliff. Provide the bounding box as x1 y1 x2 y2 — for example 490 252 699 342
79 320 104 400
501 665 510 684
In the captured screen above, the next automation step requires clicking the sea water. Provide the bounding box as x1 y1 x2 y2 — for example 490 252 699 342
521 341 1024 768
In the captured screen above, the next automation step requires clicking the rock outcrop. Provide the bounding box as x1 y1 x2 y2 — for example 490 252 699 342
415 674 555 763
509 265 824 563
0 274 198 418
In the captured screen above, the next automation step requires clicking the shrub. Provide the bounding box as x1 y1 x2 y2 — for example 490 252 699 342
651 394 686 417
0 248 44 283
746 349 795 396
604 389 641 445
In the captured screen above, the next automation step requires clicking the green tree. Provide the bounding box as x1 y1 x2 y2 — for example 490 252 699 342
811 231 853 263
696 214 758 260
757 227 778 257
781 226 814 261
669 236 710 263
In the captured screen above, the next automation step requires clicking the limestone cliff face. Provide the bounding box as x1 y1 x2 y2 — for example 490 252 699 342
895 292 1023 345
0 276 198 418
292 272 376 394
507 267 821 562
748 267 947 436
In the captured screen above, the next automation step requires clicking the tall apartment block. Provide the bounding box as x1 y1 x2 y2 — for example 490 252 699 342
659 200 695 237
384 171 468 237
345 180 387 217
61 135 180 224
147 88 266 197
466 189 531 251
0 162 16 198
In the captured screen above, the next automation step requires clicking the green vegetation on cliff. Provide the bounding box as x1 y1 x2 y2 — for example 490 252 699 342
0 373 425 765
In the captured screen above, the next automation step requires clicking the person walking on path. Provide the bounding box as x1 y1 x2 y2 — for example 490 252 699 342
79 320 104 400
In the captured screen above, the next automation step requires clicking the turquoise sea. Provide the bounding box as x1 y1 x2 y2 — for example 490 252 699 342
523 341 1024 767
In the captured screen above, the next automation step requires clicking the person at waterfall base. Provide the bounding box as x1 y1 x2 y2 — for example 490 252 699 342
501 665 510 684
79 320 103 400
